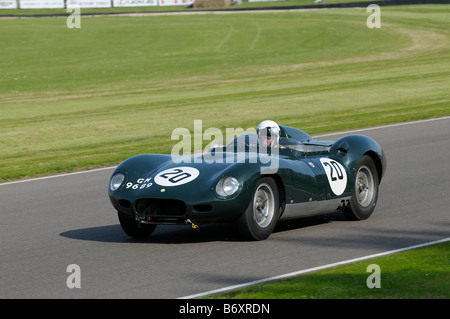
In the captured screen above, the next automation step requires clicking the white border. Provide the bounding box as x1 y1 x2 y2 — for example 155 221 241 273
1 116 449 187
178 237 450 299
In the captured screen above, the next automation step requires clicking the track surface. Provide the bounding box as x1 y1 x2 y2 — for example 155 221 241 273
1 117 449 298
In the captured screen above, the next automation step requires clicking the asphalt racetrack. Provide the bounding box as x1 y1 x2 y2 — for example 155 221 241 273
1 117 449 298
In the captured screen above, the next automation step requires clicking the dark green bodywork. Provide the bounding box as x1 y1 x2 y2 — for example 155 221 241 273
108 126 386 225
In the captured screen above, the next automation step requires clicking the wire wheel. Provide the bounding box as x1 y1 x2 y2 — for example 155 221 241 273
343 155 379 221
238 177 280 240
253 183 275 228
355 165 375 208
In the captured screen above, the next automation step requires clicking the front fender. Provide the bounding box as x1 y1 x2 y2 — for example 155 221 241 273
113 154 172 176
108 152 268 223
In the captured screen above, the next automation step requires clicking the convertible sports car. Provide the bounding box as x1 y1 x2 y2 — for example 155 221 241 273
108 122 386 240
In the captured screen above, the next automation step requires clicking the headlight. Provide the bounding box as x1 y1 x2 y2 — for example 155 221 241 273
110 173 125 192
216 176 240 198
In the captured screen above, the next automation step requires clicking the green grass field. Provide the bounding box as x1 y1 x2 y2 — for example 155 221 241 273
0 4 449 182
208 241 449 299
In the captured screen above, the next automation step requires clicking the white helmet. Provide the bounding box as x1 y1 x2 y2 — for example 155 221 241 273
257 120 280 148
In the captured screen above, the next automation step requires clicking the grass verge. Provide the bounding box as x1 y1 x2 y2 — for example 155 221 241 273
207 240 450 298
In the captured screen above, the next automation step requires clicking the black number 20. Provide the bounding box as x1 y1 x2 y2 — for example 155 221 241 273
324 161 344 181
160 168 192 184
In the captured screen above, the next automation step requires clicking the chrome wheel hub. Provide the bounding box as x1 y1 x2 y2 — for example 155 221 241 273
253 183 275 228
355 165 374 207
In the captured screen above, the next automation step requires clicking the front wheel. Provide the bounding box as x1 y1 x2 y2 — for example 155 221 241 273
343 155 379 221
238 177 280 240
118 212 157 238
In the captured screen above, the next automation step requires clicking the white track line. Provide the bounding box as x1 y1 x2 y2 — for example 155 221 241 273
1 116 449 187
178 237 450 299
314 116 450 138
0 166 116 187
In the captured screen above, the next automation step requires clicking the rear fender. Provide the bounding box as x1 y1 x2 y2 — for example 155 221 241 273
329 135 386 182
329 135 386 185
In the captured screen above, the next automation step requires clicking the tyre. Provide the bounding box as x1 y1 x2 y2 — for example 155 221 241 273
343 155 379 221
238 177 280 240
118 212 157 238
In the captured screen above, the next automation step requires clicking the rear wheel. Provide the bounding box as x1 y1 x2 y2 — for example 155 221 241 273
343 155 379 220
118 212 157 238
238 177 280 240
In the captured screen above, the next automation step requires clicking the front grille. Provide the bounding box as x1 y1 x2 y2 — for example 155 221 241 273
135 199 186 218
119 199 131 209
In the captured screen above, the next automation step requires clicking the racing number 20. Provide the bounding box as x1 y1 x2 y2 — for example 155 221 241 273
160 168 191 184
154 167 200 187
323 160 344 181
320 158 347 196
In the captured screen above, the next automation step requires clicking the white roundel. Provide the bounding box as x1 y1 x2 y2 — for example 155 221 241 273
320 158 347 196
154 167 200 187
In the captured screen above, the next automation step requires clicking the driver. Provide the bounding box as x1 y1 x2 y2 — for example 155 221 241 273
257 120 280 149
